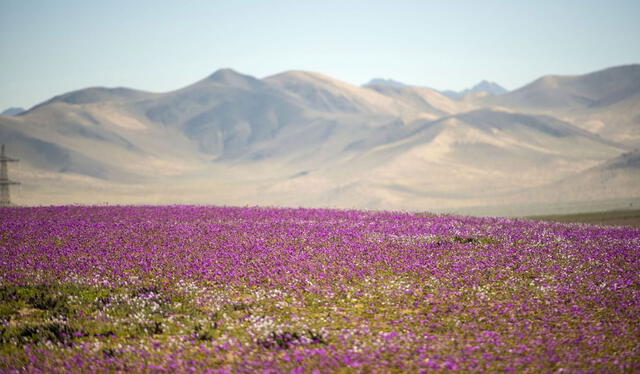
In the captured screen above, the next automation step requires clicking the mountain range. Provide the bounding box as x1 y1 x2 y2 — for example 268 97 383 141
1 64 638 215
364 78 508 99
1 107 25 116
440 80 508 99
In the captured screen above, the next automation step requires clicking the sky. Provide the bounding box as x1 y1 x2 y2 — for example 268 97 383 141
1 0 639 110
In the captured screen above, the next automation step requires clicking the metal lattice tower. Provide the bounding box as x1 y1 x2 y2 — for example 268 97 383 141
0 144 20 207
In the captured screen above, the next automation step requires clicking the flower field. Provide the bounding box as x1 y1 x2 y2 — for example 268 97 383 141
0 206 639 373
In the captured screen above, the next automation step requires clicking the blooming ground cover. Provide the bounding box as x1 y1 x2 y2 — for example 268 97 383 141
0 206 638 373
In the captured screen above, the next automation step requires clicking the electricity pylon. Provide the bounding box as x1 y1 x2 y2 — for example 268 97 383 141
0 144 19 207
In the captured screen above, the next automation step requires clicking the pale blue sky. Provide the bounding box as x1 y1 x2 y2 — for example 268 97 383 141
1 0 639 110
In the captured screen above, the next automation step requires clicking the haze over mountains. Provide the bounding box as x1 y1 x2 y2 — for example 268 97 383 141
1 65 638 215
1 107 25 116
442 81 508 99
364 78 508 99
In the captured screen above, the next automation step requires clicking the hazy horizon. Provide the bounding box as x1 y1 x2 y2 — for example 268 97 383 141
2 0 640 110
